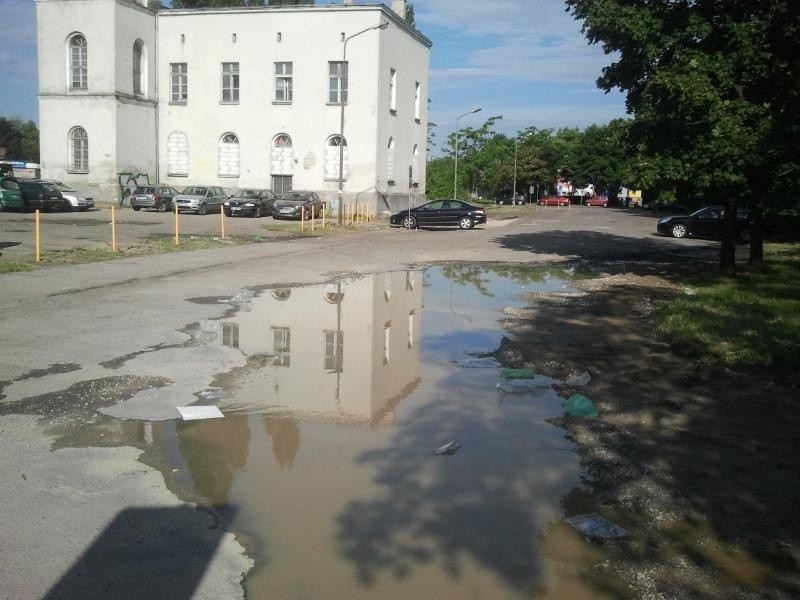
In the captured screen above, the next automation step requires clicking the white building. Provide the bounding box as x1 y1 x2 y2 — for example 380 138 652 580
36 0 430 211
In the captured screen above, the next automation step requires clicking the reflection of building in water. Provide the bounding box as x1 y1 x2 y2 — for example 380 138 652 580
217 272 422 423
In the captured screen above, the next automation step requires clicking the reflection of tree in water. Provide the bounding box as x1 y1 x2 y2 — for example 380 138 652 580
177 416 250 506
264 415 300 469
440 263 564 297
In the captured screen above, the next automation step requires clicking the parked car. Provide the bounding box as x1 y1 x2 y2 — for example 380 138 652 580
656 205 753 242
585 195 609 207
0 176 24 211
17 180 65 211
272 190 324 220
537 196 570 207
224 188 277 218
644 201 689 213
389 199 487 230
173 185 227 215
39 179 94 211
130 185 181 212
495 194 525 205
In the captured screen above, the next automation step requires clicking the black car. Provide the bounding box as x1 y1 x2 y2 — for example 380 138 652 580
656 205 752 242
130 185 181 212
17 180 65 212
224 188 277 218
272 190 324 220
390 199 487 230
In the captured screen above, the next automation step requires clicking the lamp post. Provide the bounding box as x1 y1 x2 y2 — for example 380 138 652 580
513 137 519 203
338 21 389 225
453 107 481 198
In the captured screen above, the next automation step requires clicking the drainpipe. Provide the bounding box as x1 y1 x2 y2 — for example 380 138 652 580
154 7 160 184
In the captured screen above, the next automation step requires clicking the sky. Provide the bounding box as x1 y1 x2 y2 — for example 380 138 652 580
0 0 628 143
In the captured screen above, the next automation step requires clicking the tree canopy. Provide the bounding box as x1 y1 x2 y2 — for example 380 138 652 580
0 118 39 163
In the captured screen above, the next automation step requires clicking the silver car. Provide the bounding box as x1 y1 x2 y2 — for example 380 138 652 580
173 185 227 215
40 179 94 211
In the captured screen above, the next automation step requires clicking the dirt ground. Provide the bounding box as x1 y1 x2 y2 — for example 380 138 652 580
494 261 800 599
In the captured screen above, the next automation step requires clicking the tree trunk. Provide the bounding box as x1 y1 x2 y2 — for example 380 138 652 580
719 197 737 277
748 201 764 271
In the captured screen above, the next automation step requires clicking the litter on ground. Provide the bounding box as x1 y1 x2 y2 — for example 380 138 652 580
196 387 227 401
434 441 461 455
564 394 598 419
566 513 629 539
177 405 225 420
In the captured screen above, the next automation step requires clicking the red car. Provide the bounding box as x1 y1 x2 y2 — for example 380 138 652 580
585 195 609 207
537 195 570 207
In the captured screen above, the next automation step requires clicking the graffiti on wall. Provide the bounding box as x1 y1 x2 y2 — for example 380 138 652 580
118 172 151 207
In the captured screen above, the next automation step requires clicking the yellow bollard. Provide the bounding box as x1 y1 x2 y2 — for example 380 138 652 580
174 204 180 246
322 203 326 230
301 206 305 232
111 206 117 252
220 208 225 239
311 205 316 232
35 209 40 262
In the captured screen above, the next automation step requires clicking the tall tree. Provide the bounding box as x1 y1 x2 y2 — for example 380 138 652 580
0 118 39 162
567 0 800 274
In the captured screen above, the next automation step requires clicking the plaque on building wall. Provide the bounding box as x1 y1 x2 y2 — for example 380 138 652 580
303 151 316 169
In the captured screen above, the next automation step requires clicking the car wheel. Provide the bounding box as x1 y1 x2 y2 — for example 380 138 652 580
198 203 208 216
738 227 752 243
224 209 232 217
132 206 141 211
254 206 262 218
158 201 168 213
671 223 688 238
459 216 474 230
401 215 417 229
62 200 72 211
560 201 568 207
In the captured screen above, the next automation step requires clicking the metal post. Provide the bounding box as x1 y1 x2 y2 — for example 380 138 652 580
453 107 481 199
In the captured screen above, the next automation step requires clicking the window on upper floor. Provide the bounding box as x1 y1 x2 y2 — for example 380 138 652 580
69 34 88 90
221 62 239 103
170 63 187 103
328 61 348 104
325 135 348 180
414 82 421 120
68 126 88 172
274 62 292 103
133 39 144 96
389 68 397 113
218 133 240 177
167 131 189 177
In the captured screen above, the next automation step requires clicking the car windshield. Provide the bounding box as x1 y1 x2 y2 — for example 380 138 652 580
182 186 207 195
279 192 309 202
135 187 155 194
233 190 261 199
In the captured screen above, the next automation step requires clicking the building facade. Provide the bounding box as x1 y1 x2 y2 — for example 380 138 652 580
36 0 430 211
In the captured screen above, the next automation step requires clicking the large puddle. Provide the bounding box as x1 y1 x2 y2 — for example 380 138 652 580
16 265 599 598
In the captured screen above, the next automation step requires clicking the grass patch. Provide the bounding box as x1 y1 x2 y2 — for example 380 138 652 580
654 243 800 371
0 235 253 273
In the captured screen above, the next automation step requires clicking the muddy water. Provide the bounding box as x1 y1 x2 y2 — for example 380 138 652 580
128 265 584 599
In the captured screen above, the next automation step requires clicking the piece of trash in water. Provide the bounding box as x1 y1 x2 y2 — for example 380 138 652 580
566 513 629 539
434 441 461 455
177 406 225 421
564 394 598 419
196 387 227 401
565 370 592 387
496 378 553 394
502 368 536 380
456 357 501 368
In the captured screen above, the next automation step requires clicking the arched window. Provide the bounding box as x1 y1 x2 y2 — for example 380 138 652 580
167 131 188 176
271 134 293 175
218 133 240 177
272 288 292 301
69 126 88 172
69 34 87 90
387 137 396 183
412 144 420 185
133 39 144 96
325 135 347 180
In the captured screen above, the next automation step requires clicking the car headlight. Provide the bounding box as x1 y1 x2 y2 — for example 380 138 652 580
658 217 669 224
223 201 230 206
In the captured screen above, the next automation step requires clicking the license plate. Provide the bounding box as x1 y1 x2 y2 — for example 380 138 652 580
280 207 293 214
231 207 240 212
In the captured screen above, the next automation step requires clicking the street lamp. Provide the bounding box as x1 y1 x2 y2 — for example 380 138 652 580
453 107 481 198
512 132 531 204
338 21 389 226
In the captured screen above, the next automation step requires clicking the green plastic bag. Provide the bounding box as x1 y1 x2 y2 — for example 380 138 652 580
564 394 598 419
502 368 536 380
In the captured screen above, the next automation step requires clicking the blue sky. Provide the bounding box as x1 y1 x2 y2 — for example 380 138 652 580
0 0 628 142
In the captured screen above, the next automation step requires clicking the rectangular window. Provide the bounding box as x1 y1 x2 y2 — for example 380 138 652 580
323 330 344 372
221 62 239 103
271 175 292 195
389 68 397 113
272 326 291 367
329 61 348 104
274 62 292 102
170 63 187 103
414 82 421 120
222 323 239 348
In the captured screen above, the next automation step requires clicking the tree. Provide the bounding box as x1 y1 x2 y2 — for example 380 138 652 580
567 0 800 275
405 2 416 28
0 118 39 162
